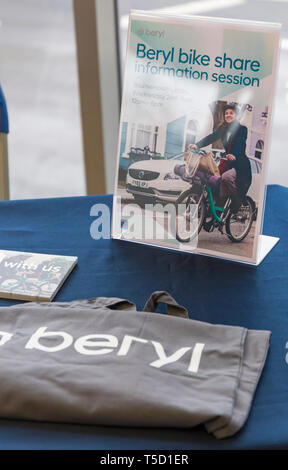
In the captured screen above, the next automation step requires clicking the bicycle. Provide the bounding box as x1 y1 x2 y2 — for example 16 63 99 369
175 149 254 244
0 271 59 296
0 272 39 294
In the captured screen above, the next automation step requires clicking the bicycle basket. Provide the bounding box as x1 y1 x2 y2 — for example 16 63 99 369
185 150 205 178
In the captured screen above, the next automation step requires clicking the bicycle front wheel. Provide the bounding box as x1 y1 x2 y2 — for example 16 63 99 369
225 197 254 242
175 190 205 243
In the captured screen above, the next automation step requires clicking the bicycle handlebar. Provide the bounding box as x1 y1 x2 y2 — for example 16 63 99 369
188 147 207 157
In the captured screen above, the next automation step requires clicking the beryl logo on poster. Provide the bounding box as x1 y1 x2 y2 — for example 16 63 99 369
137 27 165 38
0 327 205 373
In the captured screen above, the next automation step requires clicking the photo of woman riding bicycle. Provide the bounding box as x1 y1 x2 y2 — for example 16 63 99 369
174 102 257 246
176 103 252 206
116 97 267 262
193 103 252 208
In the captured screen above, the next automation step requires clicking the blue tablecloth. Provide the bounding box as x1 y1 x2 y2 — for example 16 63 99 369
0 185 287 449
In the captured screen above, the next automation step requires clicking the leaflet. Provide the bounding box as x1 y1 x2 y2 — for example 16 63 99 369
113 11 281 264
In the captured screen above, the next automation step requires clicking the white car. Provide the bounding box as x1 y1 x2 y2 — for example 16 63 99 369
126 154 261 207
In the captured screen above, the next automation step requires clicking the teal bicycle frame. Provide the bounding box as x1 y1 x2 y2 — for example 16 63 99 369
206 186 225 223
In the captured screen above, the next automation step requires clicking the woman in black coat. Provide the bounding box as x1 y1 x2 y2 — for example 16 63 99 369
191 104 252 205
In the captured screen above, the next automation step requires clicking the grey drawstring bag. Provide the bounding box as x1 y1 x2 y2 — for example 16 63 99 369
0 291 270 439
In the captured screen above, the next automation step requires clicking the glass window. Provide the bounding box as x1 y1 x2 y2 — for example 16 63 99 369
255 139 264 160
250 159 257 174
185 119 197 149
0 0 85 199
135 124 152 149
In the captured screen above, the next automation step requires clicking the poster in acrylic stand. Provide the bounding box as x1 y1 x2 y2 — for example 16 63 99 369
112 11 281 266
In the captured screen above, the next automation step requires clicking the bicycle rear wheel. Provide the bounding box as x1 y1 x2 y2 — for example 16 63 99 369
225 197 253 242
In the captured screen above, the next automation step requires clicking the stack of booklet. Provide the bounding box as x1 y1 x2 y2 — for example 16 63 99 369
0 249 77 301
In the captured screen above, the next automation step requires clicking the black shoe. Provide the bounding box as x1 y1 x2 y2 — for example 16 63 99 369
216 222 224 234
230 196 242 213
203 218 215 232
